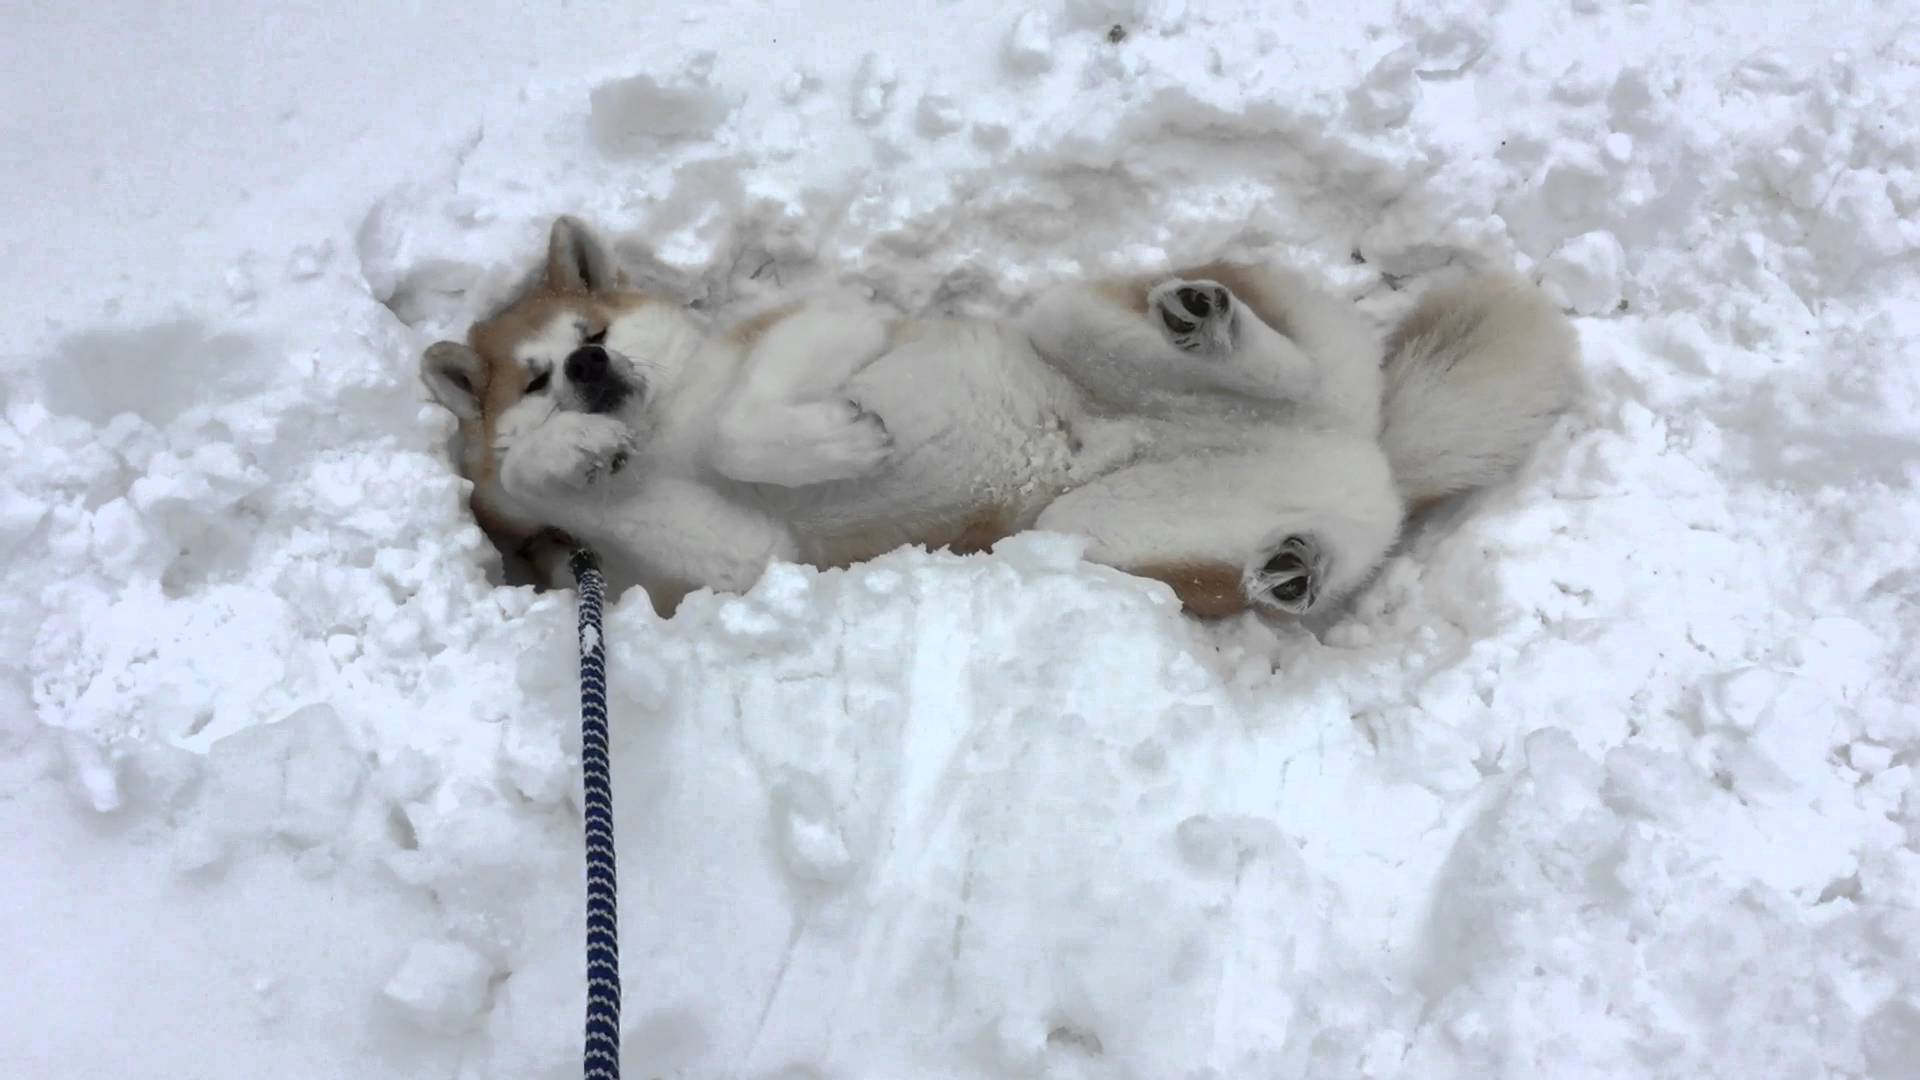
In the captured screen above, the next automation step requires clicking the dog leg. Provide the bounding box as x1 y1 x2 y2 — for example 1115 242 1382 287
709 298 898 486
1033 434 1402 617
498 411 636 500
711 395 894 487
602 474 802 598
1027 271 1323 407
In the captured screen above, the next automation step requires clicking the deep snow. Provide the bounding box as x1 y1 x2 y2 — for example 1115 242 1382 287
5 1 1920 1078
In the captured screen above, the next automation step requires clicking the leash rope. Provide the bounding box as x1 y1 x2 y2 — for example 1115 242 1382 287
569 546 621 1080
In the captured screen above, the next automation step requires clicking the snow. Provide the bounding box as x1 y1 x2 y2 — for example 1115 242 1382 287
4 1 1919 1077
1538 230 1627 316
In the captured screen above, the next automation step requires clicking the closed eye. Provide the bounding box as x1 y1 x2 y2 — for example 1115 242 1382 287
584 328 608 346
526 369 552 394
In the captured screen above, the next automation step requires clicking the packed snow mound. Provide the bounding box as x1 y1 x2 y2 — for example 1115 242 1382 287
6 2 1920 1078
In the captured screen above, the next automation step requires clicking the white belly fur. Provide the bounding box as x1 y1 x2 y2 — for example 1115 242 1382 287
762 319 1099 563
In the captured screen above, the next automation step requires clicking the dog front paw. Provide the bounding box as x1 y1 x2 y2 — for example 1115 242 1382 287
1149 279 1237 354
509 412 636 494
1244 534 1324 615
711 395 895 487
827 397 893 469
777 398 893 483
566 414 637 488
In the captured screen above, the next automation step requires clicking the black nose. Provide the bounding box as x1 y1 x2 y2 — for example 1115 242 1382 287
565 345 609 383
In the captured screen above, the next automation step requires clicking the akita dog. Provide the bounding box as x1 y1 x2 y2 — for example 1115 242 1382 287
421 216 1579 617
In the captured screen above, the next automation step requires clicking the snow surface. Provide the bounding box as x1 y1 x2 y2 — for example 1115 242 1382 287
6 1 1920 1077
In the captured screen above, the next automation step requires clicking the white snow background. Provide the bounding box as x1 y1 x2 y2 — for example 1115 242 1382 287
5 2 1919 1078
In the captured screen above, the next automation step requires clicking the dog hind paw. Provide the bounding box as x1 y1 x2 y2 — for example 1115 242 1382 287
1149 279 1237 354
1244 534 1324 615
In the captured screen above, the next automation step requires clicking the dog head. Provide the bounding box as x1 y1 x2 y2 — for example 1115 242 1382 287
420 215 694 552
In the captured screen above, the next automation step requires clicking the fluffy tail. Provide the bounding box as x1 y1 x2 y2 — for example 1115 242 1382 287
1378 274 1581 509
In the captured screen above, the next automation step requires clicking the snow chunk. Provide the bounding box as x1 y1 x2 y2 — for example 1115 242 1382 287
1349 46 1419 129
1538 230 1627 315
182 704 364 865
60 733 124 813
1733 51 1811 94
1847 741 1893 775
1004 11 1056 76
915 93 966 138
1174 813 1283 874
770 774 855 887
588 72 734 154
779 67 819 104
1408 13 1488 76
971 113 1014 152
988 530 1089 573
286 240 332 280
382 940 496 1034
1809 168 1917 276
1865 999 1920 1079
850 53 898 126
39 321 265 427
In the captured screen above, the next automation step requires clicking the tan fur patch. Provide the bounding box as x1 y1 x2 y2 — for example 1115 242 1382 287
469 495 542 552
883 317 922 351
1127 560 1248 617
1094 277 1152 316
941 506 1018 556
1404 494 1447 519
723 301 804 347
813 504 1018 569
466 290 584 486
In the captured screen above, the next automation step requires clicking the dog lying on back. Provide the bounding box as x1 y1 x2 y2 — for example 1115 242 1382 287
421 216 1579 617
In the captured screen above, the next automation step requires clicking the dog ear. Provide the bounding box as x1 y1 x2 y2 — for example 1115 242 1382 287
545 215 626 294
420 341 487 420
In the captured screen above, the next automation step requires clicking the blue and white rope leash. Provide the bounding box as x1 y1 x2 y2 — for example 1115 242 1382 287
568 546 621 1080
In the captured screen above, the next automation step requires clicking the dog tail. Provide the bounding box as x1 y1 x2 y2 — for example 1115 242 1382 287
1377 274 1581 511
